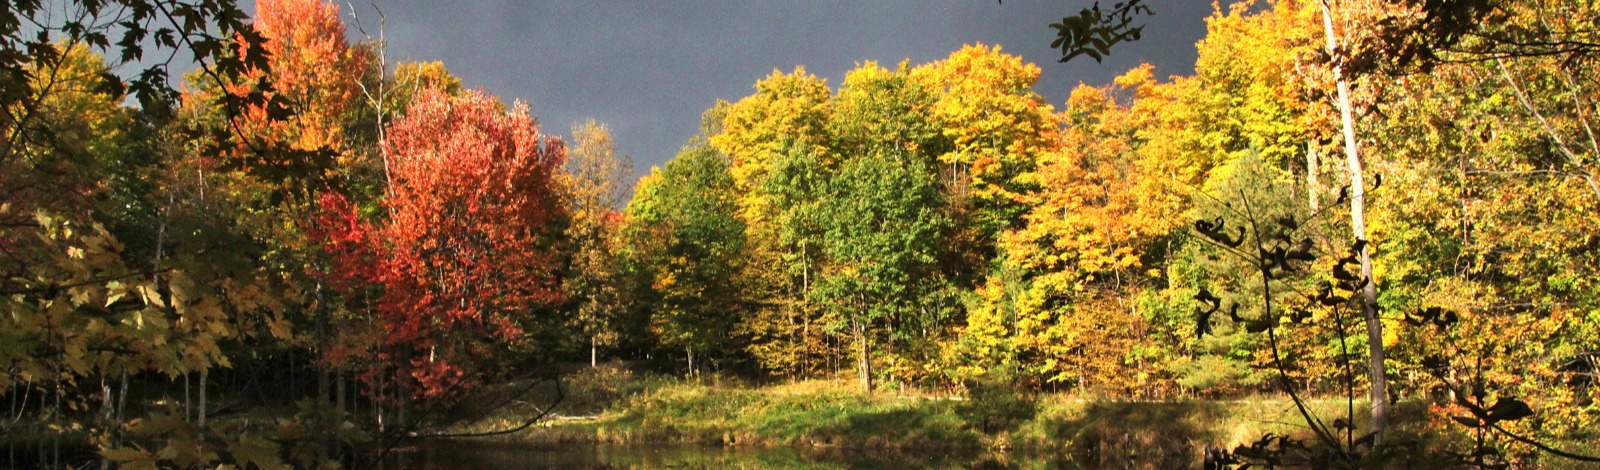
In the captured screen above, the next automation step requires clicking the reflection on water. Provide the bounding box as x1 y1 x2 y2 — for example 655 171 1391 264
379 440 1074 469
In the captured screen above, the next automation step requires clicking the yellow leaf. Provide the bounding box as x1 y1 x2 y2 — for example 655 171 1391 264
139 284 165 308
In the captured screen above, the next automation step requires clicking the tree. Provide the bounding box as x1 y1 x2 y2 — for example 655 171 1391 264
710 69 835 376
743 141 832 377
976 67 1196 391
814 153 952 392
1358 0 1600 455
921 44 1061 256
318 88 567 402
0 0 298 464
1317 0 1389 439
0 1 268 132
562 120 634 367
623 139 746 376
0 45 262 467
245 0 368 154
710 67 833 229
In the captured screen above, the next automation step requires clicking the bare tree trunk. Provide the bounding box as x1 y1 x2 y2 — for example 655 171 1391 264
397 370 409 429
8 386 13 467
1321 0 1388 440
98 376 112 470
183 373 191 423
53 379 61 469
336 371 346 413
590 336 598 368
198 371 207 429
854 318 872 393
1307 140 1320 211
115 370 127 425
885 327 896 392
350 2 396 201
107 369 127 466
375 378 385 433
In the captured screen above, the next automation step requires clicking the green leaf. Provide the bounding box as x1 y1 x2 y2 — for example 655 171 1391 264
232 435 287 470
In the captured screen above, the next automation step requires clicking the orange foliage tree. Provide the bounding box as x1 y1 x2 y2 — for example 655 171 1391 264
317 89 567 400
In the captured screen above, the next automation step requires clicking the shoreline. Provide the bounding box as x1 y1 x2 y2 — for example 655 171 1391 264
443 367 1401 466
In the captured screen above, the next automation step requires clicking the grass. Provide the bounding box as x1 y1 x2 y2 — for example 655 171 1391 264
456 365 1600 467
445 364 1449 466
1010 395 1386 467
541 376 982 453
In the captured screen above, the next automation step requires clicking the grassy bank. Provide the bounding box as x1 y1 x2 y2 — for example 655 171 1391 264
446 365 1434 466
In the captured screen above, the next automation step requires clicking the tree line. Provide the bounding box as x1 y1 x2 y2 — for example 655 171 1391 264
1 0 1597 467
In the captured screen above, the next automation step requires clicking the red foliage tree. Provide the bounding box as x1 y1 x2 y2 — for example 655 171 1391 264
316 88 567 400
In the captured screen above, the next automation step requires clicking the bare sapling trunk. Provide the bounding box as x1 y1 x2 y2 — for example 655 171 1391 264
1308 140 1320 211
1320 0 1388 440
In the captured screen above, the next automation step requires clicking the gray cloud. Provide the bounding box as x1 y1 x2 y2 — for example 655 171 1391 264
327 1 1213 173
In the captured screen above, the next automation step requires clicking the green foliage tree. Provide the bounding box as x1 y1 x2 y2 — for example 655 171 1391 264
814 153 952 392
625 139 747 375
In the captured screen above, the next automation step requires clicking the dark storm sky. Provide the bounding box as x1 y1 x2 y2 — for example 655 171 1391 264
328 1 1215 174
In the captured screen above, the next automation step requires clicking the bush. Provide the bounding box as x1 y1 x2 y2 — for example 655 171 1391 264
958 378 1038 434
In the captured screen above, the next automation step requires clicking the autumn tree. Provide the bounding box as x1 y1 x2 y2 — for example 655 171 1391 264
562 120 634 367
922 44 1061 254
0 0 331 466
711 67 833 227
0 44 269 467
1346 0 1600 453
318 88 567 403
709 69 836 376
145 0 379 431
964 67 1195 392
740 140 832 377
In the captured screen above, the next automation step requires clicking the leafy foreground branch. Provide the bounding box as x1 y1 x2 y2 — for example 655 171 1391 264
1190 176 1600 468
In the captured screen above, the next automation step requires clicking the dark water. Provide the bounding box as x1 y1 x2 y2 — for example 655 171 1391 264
379 440 1076 469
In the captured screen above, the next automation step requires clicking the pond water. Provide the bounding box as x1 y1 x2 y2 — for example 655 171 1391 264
378 440 1082 469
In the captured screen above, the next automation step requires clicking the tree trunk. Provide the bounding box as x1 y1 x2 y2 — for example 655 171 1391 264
1321 0 1388 440
885 327 896 392
198 371 207 428
115 370 127 424
375 379 385 433
315 273 329 405
336 371 346 413
108 369 126 464
183 373 191 423
396 368 410 430
854 318 872 393
98 376 112 470
1307 140 1320 211
590 336 598 368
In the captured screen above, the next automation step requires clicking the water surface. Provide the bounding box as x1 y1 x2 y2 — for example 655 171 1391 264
380 440 1072 469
